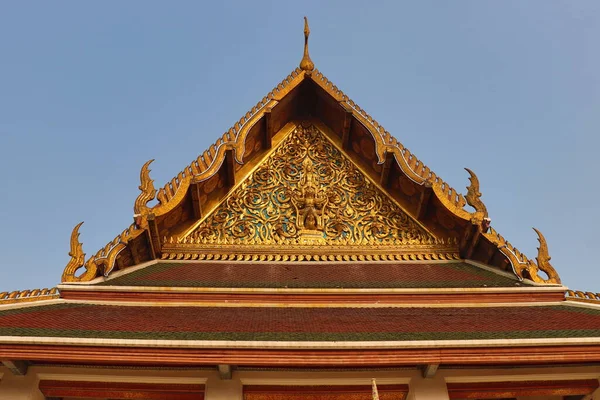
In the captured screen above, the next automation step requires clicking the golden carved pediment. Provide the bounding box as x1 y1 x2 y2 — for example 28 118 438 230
182 123 437 248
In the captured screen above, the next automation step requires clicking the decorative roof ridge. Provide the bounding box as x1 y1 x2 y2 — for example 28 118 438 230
62 221 142 282
0 287 59 305
483 227 560 284
133 68 306 223
567 290 600 304
309 68 482 222
62 69 306 283
307 68 560 285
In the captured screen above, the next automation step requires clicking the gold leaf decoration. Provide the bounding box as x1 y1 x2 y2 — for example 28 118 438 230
299 17 315 71
483 226 561 285
528 228 561 284
133 159 156 225
0 287 59 304
188 123 434 246
61 222 97 282
61 222 141 282
464 168 488 218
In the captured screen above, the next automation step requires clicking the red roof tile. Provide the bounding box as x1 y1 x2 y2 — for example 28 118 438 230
0 303 598 341
98 261 526 288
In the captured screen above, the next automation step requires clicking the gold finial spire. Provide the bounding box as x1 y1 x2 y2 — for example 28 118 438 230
299 16 315 71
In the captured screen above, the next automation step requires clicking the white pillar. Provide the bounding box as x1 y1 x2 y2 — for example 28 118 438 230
407 375 449 400
0 369 44 400
204 372 243 400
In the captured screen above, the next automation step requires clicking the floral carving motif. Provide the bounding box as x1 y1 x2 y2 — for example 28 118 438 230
189 124 433 246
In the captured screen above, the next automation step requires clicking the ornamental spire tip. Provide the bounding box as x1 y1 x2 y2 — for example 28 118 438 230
299 16 315 71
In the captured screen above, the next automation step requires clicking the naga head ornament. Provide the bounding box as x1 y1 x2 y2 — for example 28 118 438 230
464 167 488 219
133 159 157 227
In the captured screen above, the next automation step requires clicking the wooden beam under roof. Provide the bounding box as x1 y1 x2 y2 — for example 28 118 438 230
190 182 204 220
264 108 273 150
379 151 394 188
224 149 236 189
421 363 439 379
341 110 353 150
1 360 29 375
146 215 161 259
415 183 433 221
461 223 482 260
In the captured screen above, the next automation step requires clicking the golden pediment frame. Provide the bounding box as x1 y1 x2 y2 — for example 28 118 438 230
159 122 459 261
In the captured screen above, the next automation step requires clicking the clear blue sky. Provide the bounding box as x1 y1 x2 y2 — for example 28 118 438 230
0 1 598 292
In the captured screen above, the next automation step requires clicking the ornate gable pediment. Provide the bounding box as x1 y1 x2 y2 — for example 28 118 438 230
55 19 561 285
162 123 458 261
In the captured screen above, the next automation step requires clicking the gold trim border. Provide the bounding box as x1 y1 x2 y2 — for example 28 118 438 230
0 287 59 305
160 245 460 262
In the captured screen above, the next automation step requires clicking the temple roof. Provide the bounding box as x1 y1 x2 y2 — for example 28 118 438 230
95 261 531 289
40 18 561 291
0 18 575 309
1 302 599 343
1 19 599 373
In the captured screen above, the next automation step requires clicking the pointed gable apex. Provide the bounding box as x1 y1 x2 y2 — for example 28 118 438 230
57 26 561 286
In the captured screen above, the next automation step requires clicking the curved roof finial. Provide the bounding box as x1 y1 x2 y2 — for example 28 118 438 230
299 16 315 71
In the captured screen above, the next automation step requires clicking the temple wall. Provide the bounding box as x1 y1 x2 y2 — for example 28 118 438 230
0 364 599 399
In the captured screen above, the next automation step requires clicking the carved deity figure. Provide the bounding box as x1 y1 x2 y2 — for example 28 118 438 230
292 157 328 232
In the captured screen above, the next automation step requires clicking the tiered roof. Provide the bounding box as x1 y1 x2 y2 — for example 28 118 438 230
1 19 599 369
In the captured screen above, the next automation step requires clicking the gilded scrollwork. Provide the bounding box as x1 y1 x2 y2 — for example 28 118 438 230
188 124 434 246
310 69 486 223
148 61 488 247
